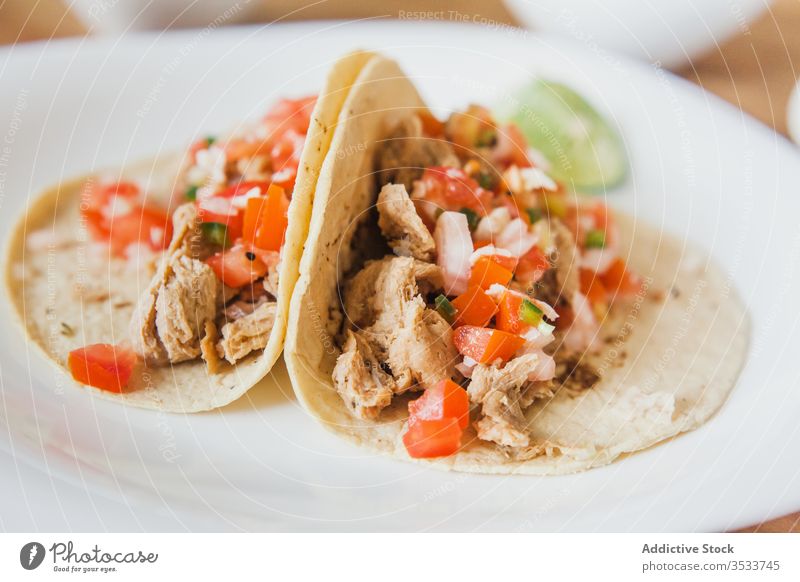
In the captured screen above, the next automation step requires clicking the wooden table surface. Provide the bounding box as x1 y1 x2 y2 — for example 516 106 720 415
1 0 798 532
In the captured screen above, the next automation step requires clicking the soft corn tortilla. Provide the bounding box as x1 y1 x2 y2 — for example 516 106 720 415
285 55 751 474
4 50 376 412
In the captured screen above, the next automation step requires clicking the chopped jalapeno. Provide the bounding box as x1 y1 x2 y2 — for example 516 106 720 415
434 294 457 324
585 229 606 249
525 207 543 224
476 171 496 190
520 299 543 327
205 136 216 147
186 184 198 201
200 222 230 248
459 207 480 232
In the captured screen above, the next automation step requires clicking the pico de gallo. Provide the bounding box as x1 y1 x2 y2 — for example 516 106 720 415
332 103 641 459
68 96 316 391
185 96 315 290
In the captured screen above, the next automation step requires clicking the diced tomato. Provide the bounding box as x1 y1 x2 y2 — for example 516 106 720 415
402 417 462 459
205 244 268 288
408 379 470 430
68 343 137 393
469 256 513 290
453 326 525 364
419 167 494 215
269 128 306 193
83 210 109 242
515 245 550 283
197 197 244 241
600 258 642 296
80 180 172 256
81 180 140 214
224 138 270 162
108 205 173 256
496 290 528 335
580 269 609 306
491 254 518 272
263 96 316 137
494 123 532 167
496 191 522 219
242 184 289 251
418 110 445 137
451 285 498 327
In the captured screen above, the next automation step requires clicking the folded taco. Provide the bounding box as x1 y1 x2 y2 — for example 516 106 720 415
285 54 749 473
5 51 375 411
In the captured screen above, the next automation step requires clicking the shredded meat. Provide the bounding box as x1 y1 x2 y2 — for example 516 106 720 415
468 353 553 447
129 203 220 365
383 296 455 391
334 256 456 417
332 330 397 420
376 115 459 190
343 256 443 330
377 183 436 261
533 218 579 309
154 254 219 362
200 320 222 374
263 260 280 298
216 301 277 364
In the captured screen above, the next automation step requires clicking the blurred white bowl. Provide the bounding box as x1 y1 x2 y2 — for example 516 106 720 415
71 0 262 33
505 0 771 68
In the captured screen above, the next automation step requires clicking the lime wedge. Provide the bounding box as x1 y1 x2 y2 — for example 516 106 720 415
498 80 628 192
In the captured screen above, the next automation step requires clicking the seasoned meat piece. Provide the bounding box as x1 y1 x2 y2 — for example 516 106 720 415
377 183 436 261
200 320 222 374
332 330 397 420
533 218 579 309
376 115 460 190
335 256 456 417
343 256 443 330
129 203 219 365
155 254 219 362
468 353 553 447
383 296 456 391
263 259 280 298
216 301 277 364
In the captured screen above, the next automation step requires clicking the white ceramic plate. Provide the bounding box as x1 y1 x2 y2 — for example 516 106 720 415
1 21 798 532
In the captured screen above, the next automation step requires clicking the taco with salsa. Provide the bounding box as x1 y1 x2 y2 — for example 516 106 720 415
285 54 749 473
5 51 375 411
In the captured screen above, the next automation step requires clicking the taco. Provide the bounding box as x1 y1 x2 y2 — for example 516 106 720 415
5 51 375 411
285 54 749 473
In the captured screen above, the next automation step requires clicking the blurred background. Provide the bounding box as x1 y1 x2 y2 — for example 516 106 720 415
0 0 798 532
1 0 798 138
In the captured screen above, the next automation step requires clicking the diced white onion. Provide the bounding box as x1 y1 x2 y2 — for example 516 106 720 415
496 218 538 257
434 211 473 296
469 244 513 266
563 291 599 353
231 186 264 209
198 196 237 217
474 207 511 241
